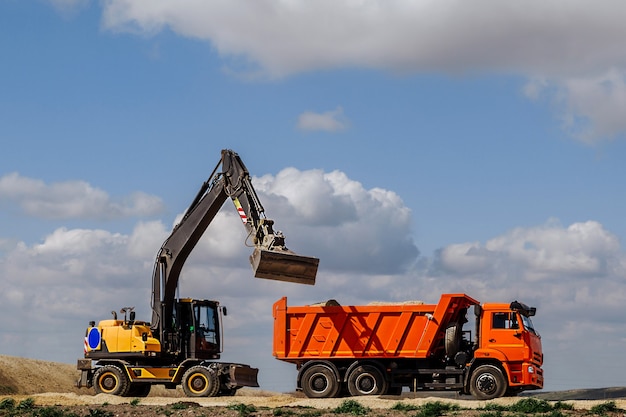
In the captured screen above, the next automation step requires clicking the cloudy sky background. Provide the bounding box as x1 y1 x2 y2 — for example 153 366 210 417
2 0 626 393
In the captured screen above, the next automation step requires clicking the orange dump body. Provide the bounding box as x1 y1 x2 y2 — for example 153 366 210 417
273 293 478 362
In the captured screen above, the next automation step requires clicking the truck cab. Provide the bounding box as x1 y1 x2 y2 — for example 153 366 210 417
473 302 543 397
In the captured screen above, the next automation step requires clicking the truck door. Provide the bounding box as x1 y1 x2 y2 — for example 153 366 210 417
484 311 525 362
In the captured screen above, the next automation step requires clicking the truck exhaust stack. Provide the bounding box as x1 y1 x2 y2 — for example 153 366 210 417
250 248 319 285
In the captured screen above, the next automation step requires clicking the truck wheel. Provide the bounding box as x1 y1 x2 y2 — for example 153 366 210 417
300 363 340 398
93 365 130 396
469 365 507 400
347 364 387 396
182 366 220 397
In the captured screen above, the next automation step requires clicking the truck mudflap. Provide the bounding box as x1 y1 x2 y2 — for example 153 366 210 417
229 364 260 388
251 248 319 285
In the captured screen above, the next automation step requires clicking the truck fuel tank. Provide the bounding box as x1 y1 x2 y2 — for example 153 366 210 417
250 248 318 285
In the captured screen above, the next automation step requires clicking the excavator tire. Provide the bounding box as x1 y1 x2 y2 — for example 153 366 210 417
93 365 130 396
182 366 220 397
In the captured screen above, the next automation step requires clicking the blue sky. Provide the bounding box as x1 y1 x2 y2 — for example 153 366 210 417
2 0 626 394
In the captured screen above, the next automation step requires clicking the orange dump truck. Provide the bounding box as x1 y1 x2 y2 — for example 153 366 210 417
273 293 543 399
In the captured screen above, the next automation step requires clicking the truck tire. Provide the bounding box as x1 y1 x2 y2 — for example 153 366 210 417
182 366 220 397
445 321 462 356
347 364 387 396
300 363 340 398
469 365 507 400
93 365 130 396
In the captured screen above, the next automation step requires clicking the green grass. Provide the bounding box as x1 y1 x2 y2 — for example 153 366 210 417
391 402 420 412
0 398 15 410
332 400 371 415
273 408 296 416
478 411 503 417
509 398 553 413
590 401 622 415
553 402 574 410
478 397 574 416
227 403 258 417
16 398 35 410
414 401 460 417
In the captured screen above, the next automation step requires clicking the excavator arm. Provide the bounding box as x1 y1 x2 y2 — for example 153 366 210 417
151 149 318 334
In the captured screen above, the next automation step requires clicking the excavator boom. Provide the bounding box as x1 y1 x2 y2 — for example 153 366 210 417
152 149 318 334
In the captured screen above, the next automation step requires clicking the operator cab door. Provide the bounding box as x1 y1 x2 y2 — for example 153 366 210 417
484 311 525 362
192 301 221 359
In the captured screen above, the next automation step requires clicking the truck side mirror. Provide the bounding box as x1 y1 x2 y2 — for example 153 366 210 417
222 306 228 316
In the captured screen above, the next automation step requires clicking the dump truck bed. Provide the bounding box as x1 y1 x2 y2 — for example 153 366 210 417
273 294 479 362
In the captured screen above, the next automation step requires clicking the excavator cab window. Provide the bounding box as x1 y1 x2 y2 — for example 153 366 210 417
194 303 219 346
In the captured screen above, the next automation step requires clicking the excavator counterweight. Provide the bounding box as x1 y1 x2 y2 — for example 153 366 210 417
251 248 319 285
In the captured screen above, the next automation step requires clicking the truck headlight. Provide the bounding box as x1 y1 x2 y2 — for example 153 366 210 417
528 366 535 374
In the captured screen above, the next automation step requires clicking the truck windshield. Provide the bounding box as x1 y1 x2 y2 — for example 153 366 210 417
521 314 538 336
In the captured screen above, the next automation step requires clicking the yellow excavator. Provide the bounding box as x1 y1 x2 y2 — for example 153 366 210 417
76 149 318 397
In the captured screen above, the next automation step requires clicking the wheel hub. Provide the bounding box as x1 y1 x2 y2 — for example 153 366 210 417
355 375 376 394
476 374 496 393
311 374 328 392
191 376 207 391
101 375 116 390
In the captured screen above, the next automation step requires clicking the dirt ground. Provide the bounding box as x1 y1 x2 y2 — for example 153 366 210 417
1 355 625 417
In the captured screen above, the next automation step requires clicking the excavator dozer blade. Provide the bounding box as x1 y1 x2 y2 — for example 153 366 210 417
250 248 319 285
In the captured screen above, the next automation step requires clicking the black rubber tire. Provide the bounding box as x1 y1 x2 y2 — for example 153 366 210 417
347 364 387 396
469 365 507 400
445 321 462 356
300 363 340 398
126 383 151 397
182 366 220 397
93 365 130 396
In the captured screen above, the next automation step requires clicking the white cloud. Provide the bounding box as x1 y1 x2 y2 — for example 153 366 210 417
297 107 349 132
0 172 164 220
251 168 419 274
98 1 626 77
436 219 622 281
95 1 626 142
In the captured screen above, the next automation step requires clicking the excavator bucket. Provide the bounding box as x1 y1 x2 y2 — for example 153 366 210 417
250 248 319 285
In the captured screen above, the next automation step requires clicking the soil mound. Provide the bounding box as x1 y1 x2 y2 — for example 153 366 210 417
0 355 81 395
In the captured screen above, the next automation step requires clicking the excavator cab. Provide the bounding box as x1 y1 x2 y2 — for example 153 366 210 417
251 248 319 285
168 299 221 361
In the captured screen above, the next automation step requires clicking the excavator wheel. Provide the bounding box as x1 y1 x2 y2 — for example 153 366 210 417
93 365 130 396
182 366 220 397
